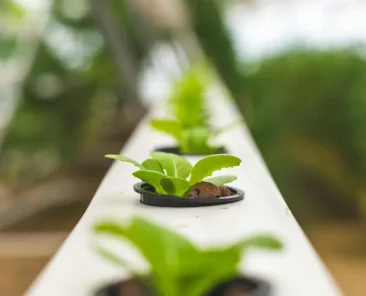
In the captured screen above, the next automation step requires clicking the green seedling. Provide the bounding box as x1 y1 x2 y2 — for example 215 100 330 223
105 152 241 196
150 66 242 154
93 216 283 296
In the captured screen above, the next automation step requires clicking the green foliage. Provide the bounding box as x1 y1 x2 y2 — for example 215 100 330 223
0 37 18 60
242 49 366 220
105 152 241 196
180 127 217 154
184 0 244 102
160 177 191 196
105 154 144 169
133 170 167 194
190 155 241 185
168 66 208 128
94 216 283 296
204 175 237 186
150 66 241 154
0 0 160 186
150 120 182 141
141 159 164 173
150 152 192 179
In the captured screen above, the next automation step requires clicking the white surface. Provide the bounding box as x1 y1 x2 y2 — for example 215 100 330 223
26 85 342 296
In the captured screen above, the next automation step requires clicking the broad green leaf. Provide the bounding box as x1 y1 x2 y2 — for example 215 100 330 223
133 170 167 194
161 177 191 196
190 155 241 185
94 217 282 296
160 178 175 195
105 154 143 169
151 152 192 179
142 158 164 173
150 119 182 140
180 127 217 154
204 175 237 186
94 217 198 296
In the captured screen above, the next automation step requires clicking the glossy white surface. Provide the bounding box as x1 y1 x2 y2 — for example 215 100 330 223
26 85 342 296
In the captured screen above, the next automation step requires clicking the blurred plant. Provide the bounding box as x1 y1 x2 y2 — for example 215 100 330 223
184 0 245 106
242 49 366 221
0 0 25 60
94 216 282 296
151 66 241 154
105 152 240 196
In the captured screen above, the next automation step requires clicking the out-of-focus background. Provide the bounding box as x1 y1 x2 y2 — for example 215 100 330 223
1 0 366 295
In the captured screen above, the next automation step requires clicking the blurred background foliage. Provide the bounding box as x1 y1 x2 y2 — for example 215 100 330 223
0 0 162 189
241 49 366 223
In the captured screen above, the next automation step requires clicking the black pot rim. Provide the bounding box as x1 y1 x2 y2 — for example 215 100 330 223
153 145 227 156
95 275 270 296
208 275 271 296
134 182 244 207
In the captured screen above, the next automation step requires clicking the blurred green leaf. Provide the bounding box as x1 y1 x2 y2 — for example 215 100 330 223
0 37 17 60
94 217 283 296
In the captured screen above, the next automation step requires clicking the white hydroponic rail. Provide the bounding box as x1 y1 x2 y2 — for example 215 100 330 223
26 85 342 296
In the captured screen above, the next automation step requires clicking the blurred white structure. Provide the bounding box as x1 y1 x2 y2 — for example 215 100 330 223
227 0 366 61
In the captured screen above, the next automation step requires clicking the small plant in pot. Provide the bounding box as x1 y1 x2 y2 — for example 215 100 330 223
93 216 283 296
105 152 244 207
150 66 241 155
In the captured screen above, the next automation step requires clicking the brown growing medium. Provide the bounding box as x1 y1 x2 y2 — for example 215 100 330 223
187 182 232 198
219 186 232 197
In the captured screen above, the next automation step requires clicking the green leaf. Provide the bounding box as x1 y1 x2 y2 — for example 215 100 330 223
0 37 17 60
161 177 191 196
160 178 175 195
105 154 143 169
94 217 199 296
234 234 284 251
142 158 164 173
169 67 208 128
151 152 192 179
190 155 241 185
133 170 167 194
93 217 283 296
150 119 182 140
204 175 237 186
183 235 283 296
180 127 217 154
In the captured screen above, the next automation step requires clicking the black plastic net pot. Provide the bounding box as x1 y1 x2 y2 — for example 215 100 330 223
134 182 244 207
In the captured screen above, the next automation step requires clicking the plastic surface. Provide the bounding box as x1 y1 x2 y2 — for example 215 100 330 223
134 182 244 207
153 146 227 156
95 276 270 296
